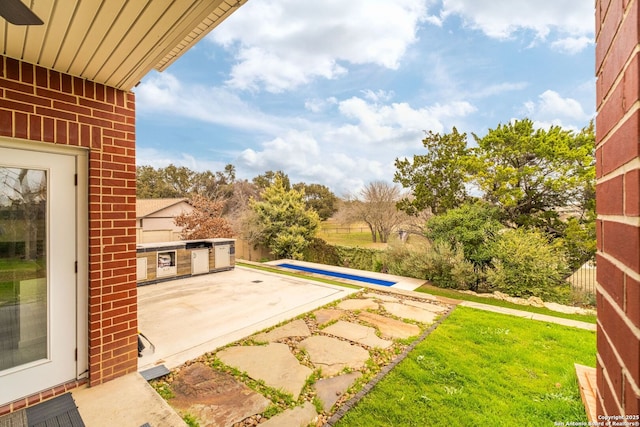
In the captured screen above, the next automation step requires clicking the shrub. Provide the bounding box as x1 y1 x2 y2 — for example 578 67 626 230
486 228 568 298
383 241 478 290
336 246 383 271
383 242 431 279
423 241 479 290
424 201 502 268
302 237 341 265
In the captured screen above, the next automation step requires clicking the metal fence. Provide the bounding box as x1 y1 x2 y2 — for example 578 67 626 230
320 227 369 234
566 258 597 297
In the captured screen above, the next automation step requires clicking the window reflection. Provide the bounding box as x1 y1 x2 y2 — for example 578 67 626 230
0 167 47 371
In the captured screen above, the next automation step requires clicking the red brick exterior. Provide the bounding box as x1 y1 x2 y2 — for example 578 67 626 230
595 0 640 417
0 56 138 409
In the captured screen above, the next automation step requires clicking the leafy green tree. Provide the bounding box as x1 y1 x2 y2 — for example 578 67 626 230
469 119 595 231
394 127 469 215
293 183 338 220
252 170 291 190
136 165 182 198
249 176 320 259
424 201 502 267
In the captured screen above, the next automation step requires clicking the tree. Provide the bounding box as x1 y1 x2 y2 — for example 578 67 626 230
192 164 236 202
136 165 181 198
424 201 503 268
174 194 233 239
342 181 408 243
252 170 291 190
137 164 237 200
293 182 338 220
225 179 261 234
249 176 320 259
469 119 595 231
394 127 469 215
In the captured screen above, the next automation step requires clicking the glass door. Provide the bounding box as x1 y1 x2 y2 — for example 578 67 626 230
0 146 79 405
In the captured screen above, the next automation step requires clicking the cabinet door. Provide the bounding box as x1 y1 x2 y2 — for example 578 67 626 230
191 249 209 274
214 245 230 269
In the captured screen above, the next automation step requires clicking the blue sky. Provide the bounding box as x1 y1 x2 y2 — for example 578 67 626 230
134 0 595 197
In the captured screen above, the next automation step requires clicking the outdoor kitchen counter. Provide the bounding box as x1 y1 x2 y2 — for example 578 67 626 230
136 239 235 286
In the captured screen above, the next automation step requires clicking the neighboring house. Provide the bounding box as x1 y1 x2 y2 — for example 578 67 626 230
0 0 246 411
136 198 194 243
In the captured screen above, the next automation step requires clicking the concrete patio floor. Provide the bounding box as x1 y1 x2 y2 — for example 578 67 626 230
137 265 359 371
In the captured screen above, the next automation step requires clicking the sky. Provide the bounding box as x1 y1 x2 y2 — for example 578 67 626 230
134 0 595 197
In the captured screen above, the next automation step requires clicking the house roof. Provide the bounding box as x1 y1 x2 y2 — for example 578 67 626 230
1 0 247 90
136 198 189 218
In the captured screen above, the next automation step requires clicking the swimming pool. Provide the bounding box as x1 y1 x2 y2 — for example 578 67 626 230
277 263 397 287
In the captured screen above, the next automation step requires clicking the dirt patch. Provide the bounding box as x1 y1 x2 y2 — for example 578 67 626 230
169 362 270 426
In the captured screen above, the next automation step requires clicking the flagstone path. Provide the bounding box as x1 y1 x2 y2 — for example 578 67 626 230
156 289 454 426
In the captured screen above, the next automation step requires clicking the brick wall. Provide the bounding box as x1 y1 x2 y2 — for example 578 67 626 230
0 56 138 408
595 0 640 417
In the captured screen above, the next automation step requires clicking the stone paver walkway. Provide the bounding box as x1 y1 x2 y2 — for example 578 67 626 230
155 289 454 426
217 343 313 399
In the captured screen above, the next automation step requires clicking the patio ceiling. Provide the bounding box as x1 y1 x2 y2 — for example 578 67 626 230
0 0 246 90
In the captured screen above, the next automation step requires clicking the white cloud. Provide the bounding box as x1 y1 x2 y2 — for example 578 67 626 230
468 82 528 99
209 0 429 92
336 96 476 143
522 90 593 129
551 36 594 55
361 89 395 103
136 147 228 172
437 0 593 52
235 95 477 194
135 72 285 134
304 97 338 113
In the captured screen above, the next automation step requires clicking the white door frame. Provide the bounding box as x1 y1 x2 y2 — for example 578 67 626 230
0 139 88 404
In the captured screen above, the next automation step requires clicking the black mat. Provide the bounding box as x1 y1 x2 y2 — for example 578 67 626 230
140 365 170 381
25 393 85 427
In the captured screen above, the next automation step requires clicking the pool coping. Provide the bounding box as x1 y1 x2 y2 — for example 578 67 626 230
264 259 426 291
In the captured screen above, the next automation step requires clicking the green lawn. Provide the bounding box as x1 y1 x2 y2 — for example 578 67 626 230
336 307 596 427
0 258 43 303
416 284 597 324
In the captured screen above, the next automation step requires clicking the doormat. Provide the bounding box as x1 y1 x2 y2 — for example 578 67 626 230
25 393 85 427
140 364 170 381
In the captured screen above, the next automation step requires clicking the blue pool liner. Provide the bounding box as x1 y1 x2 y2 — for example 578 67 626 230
277 263 396 287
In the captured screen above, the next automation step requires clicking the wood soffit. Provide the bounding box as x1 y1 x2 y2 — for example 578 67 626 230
1 0 246 90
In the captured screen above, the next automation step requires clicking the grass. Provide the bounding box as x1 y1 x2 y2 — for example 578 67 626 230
319 229 387 249
335 306 596 427
319 220 389 249
416 284 597 324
